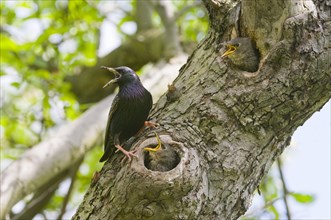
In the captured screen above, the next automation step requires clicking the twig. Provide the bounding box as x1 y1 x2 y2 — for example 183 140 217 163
56 157 84 220
243 197 281 218
277 157 291 220
11 171 65 220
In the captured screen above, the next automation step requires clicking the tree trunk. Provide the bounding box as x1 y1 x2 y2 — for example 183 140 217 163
73 1 330 219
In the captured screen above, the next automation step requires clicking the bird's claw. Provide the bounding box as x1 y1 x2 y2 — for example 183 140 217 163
115 144 138 163
120 150 138 164
144 121 159 129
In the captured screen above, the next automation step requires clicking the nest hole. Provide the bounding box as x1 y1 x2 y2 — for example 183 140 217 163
143 143 181 172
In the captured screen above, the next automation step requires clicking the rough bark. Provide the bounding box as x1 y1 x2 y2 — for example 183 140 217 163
73 0 330 219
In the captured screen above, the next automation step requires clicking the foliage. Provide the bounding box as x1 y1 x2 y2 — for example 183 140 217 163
173 0 208 43
1 0 103 157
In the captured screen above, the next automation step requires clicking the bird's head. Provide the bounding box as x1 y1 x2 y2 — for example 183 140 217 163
221 37 259 72
221 38 247 58
101 66 140 88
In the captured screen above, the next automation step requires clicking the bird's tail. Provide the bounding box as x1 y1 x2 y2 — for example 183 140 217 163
99 143 116 162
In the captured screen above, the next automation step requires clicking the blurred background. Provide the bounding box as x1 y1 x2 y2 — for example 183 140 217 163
0 1 329 219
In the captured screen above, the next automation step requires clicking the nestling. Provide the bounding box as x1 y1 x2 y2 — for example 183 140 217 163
144 133 180 172
99 66 155 162
221 37 260 72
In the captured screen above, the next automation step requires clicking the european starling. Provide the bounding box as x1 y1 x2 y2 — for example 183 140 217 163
221 38 259 72
144 133 180 172
99 66 154 162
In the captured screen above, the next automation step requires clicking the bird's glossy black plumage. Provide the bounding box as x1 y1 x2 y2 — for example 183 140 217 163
99 66 153 162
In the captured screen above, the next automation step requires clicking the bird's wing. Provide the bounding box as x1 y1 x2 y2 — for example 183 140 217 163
99 95 120 162
104 95 119 147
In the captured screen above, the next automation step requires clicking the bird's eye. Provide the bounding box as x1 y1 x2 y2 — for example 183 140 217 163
233 43 239 47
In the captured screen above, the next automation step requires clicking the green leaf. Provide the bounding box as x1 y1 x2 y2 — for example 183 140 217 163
290 193 314 204
268 205 279 220
0 35 18 52
10 82 21 88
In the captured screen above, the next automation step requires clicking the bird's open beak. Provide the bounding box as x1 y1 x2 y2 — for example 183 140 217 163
221 45 236 58
144 132 162 153
101 66 121 88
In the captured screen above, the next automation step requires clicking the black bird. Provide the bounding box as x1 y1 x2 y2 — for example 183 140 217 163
221 37 260 72
144 133 180 172
99 66 155 162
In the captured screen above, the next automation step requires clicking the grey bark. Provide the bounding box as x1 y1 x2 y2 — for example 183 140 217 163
73 0 330 219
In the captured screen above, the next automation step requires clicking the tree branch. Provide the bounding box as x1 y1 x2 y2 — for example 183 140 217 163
57 158 84 220
152 1 182 58
135 1 154 32
11 168 70 220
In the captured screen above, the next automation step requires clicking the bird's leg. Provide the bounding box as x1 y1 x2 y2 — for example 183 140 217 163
144 121 159 129
114 134 121 153
134 121 160 137
144 132 162 152
113 134 137 162
115 144 138 163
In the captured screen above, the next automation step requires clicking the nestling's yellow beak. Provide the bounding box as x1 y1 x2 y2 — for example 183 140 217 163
144 132 162 153
221 45 237 58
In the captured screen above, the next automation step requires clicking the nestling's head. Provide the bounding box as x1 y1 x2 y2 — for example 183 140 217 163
144 145 180 172
143 133 180 172
221 37 260 72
